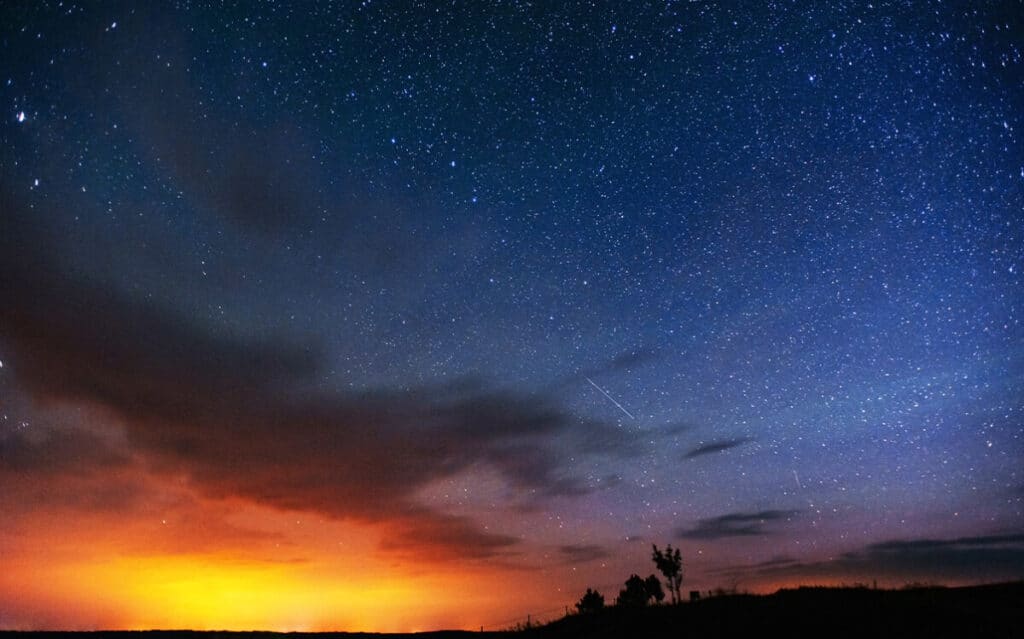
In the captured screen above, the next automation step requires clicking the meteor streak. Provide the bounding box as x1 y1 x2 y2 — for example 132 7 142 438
585 377 635 420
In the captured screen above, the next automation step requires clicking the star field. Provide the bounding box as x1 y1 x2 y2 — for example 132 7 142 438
1 0 1022 631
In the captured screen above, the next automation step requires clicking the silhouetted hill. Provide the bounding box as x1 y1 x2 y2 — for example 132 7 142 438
532 581 1023 639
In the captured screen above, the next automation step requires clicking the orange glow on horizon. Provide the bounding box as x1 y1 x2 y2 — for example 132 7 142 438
62 555 443 631
2 549 531 632
0 499 546 633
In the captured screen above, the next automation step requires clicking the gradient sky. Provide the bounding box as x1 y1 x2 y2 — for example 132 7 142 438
1 0 1022 632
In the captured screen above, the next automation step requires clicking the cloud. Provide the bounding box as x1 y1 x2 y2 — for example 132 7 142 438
866 534 1024 553
683 437 753 459
0 196 637 560
0 197 319 421
0 426 141 515
558 544 611 563
750 556 801 570
728 533 1024 584
0 427 129 477
678 510 801 540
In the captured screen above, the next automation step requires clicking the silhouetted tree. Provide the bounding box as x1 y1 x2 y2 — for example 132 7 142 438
616 574 665 608
652 544 683 604
616 575 648 608
645 574 666 604
576 588 605 614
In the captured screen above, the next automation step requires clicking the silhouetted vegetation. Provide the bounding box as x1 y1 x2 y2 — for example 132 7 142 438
615 574 664 607
562 539 1020 638
575 587 605 614
573 542 679 612
651 543 683 604
644 574 665 604
540 581 1024 639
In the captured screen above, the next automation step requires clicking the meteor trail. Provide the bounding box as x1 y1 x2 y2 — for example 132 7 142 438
585 377 635 420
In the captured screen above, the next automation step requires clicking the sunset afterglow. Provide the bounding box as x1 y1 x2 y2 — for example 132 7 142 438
1 1 1021 631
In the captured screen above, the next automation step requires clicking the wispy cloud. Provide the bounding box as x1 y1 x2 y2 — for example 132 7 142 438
678 509 801 540
684 437 753 459
720 533 1024 584
558 544 611 563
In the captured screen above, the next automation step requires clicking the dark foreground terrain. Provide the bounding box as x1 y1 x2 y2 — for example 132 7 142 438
533 581 1023 638
3 581 1021 639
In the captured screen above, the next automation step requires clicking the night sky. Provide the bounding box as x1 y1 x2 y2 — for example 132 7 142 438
2 0 1023 632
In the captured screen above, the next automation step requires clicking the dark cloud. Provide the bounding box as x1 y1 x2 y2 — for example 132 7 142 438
752 556 801 570
683 437 753 459
726 533 1024 584
0 198 636 560
0 196 320 421
703 555 801 578
0 426 140 515
0 437 305 561
0 427 129 476
678 509 801 540
558 544 611 563
866 534 1024 553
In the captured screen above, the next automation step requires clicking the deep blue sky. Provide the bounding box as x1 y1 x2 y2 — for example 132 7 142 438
1 1 1022 629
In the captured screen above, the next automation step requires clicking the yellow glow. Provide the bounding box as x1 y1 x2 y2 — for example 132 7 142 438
0 496 546 632
46 554 471 631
